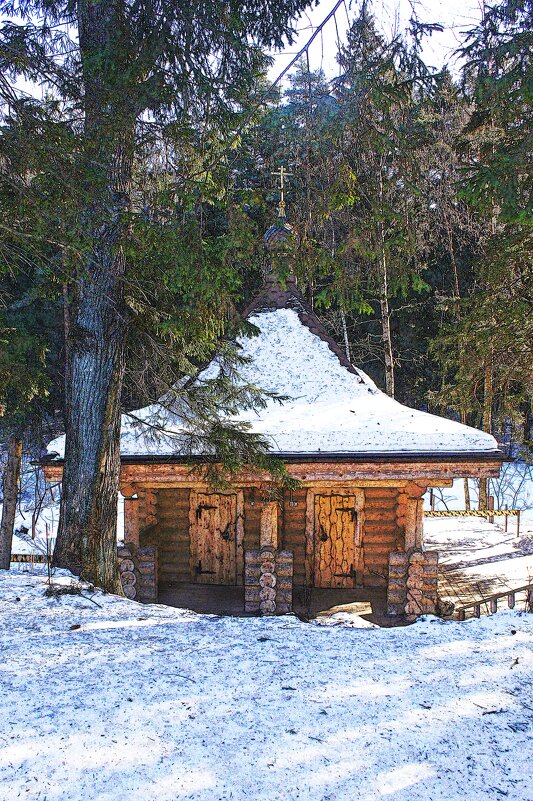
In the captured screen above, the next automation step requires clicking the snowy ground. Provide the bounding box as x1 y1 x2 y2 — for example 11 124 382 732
424 472 533 609
0 571 532 801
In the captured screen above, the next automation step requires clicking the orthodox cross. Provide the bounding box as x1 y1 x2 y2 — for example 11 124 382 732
271 166 292 218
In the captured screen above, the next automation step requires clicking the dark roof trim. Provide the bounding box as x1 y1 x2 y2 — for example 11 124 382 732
41 450 505 467
122 450 505 465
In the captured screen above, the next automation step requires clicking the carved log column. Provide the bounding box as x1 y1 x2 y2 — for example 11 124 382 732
123 498 140 546
389 483 439 617
258 501 279 614
121 483 140 547
260 501 279 548
397 482 426 551
138 489 158 534
245 497 294 615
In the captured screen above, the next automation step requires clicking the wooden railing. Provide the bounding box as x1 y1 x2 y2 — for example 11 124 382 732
11 553 49 563
425 508 521 536
455 583 533 621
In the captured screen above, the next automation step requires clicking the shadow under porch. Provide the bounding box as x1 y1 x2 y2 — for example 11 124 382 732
158 581 390 625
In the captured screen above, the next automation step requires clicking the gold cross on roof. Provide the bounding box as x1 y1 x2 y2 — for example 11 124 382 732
271 165 293 218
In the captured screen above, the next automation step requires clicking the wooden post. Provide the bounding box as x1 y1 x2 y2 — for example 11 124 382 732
402 484 426 551
124 497 140 547
504 505 508 533
490 598 497 614
516 510 520 539
488 495 494 524
507 592 515 609
260 501 279 549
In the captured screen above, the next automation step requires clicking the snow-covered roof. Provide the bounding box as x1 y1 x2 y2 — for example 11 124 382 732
46 281 499 461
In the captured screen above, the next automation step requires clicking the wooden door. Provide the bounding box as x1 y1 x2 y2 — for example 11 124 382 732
314 494 361 588
190 493 238 585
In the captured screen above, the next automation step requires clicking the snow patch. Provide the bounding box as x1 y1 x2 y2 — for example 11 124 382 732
0 571 532 801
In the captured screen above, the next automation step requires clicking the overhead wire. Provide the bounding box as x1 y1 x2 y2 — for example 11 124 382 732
198 0 348 176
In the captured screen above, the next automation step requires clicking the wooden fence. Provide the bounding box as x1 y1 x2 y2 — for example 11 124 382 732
11 553 49 563
455 583 533 621
425 508 521 536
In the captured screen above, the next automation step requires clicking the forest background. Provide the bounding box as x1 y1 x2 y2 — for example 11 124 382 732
0 0 531 587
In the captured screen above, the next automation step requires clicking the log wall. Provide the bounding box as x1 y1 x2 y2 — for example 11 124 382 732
362 487 403 587
242 488 261 551
143 488 190 586
280 488 308 587
137 483 422 593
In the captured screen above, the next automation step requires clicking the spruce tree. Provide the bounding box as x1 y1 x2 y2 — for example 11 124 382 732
1 0 312 590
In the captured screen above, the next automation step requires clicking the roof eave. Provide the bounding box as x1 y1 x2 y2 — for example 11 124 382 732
40 449 505 466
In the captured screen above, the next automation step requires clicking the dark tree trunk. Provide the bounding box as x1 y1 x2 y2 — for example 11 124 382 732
478 358 493 511
0 436 22 570
378 171 395 398
380 284 394 399
53 0 134 592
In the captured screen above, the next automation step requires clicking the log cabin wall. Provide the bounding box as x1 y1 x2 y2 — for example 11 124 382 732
280 488 308 587
279 486 404 589
242 488 261 551
143 487 265 587
135 483 413 594
143 488 190 587
362 487 404 587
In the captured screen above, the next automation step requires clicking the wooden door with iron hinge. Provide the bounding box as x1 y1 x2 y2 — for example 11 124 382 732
189 492 243 585
313 494 362 588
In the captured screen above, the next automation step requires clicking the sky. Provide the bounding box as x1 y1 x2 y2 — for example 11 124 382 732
269 0 484 81
5 1 484 101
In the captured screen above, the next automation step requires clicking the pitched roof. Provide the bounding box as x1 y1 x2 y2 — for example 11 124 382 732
46 278 499 461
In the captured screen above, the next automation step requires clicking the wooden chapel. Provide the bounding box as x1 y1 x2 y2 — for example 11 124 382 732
43 203 502 618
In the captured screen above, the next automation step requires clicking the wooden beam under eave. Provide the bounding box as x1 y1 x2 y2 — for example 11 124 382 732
133 479 412 490
119 461 501 484
42 458 502 487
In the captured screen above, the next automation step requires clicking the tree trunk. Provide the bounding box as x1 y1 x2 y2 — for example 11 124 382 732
380 285 394 398
378 171 394 397
340 310 351 362
53 1 134 592
478 356 494 510
0 436 22 570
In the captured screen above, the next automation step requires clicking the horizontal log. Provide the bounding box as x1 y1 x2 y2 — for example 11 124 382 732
158 562 189 571
365 522 399 531
365 507 398 518
364 551 390 562
364 575 387 587
364 540 400 551
282 535 305 545
156 529 189 538
156 509 189 518
43 457 501 489
126 460 501 483
364 534 399 543
158 539 189 548
158 574 190 583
